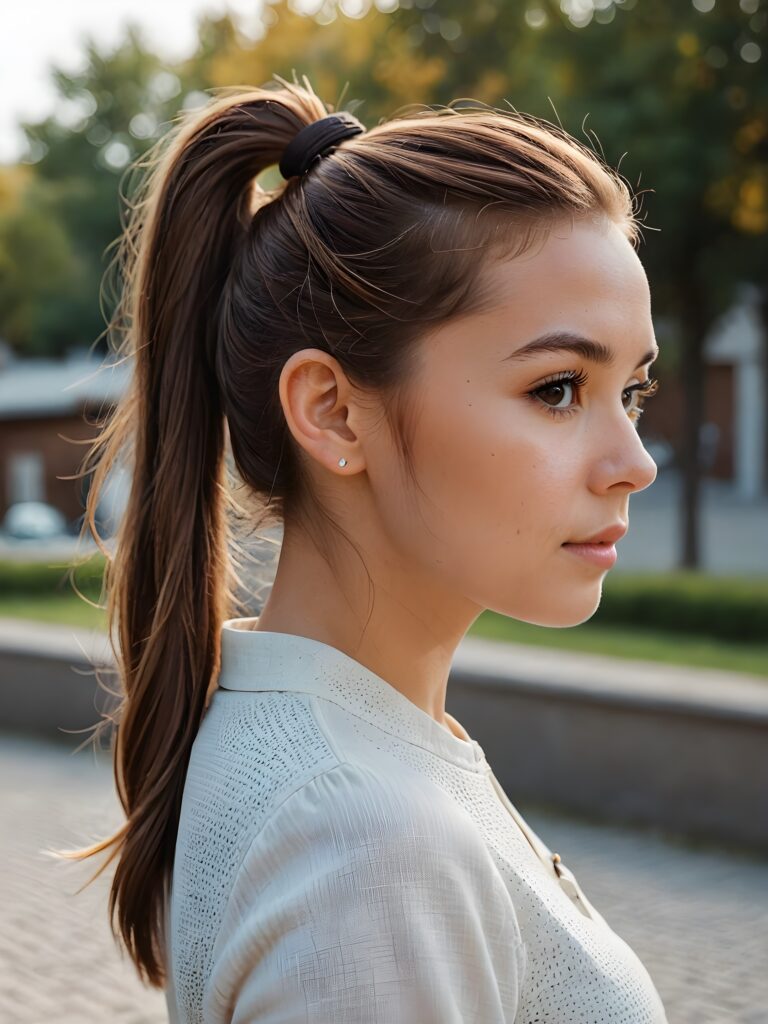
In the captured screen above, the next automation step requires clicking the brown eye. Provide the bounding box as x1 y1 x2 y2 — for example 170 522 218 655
528 368 590 419
538 382 573 408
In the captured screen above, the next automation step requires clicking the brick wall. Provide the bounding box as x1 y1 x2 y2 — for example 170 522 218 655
637 363 734 479
0 411 97 524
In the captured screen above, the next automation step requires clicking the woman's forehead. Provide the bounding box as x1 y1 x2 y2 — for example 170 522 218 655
422 221 653 369
487 218 647 297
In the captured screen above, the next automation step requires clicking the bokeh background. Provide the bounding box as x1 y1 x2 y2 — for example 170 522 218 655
1 2 766 1022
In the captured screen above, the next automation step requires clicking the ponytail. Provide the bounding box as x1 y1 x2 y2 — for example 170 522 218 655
49 77 329 987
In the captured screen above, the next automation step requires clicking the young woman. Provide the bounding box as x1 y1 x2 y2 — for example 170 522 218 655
61 75 666 1022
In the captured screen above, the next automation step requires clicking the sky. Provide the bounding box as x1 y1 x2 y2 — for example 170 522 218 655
0 0 279 165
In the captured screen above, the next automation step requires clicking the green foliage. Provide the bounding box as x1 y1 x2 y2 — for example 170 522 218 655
0 555 106 602
2 1 765 359
0 594 107 630
0 177 89 354
475 570 768 647
3 26 207 356
388 0 768 316
594 569 768 643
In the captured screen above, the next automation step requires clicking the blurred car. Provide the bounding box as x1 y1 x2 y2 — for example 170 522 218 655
1 501 69 540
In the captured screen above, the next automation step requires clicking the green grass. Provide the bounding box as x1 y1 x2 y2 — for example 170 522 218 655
1 592 766 678
0 595 108 630
469 612 768 678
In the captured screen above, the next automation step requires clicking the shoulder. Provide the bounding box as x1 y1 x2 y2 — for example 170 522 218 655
220 758 514 939
249 757 486 868
185 686 342 827
206 760 526 1021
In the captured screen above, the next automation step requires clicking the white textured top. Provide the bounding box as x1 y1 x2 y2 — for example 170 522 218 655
164 618 668 1023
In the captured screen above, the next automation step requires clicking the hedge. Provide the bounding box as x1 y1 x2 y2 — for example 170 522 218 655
595 571 768 644
0 556 106 602
1 560 766 644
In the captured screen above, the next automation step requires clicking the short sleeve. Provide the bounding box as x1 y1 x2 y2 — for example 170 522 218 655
204 761 526 1024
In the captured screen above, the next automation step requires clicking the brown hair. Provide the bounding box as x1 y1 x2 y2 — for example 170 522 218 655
51 73 641 987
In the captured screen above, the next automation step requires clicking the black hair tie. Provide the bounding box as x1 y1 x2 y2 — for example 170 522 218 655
279 111 366 179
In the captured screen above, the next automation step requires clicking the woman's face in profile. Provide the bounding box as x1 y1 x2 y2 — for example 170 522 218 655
365 213 660 629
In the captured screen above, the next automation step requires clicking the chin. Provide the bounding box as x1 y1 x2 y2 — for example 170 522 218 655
549 607 601 628
553 591 605 628
499 585 604 629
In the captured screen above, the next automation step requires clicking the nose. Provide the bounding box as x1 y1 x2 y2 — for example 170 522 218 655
592 415 658 495
633 444 658 493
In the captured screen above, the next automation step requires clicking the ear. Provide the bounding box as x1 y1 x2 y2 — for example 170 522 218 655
278 349 361 474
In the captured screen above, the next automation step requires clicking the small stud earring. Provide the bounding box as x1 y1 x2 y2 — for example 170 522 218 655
338 457 347 467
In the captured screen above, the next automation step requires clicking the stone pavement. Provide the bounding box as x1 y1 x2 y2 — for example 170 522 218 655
2 730 766 1024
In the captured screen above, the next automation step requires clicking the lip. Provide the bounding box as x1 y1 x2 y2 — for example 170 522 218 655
564 522 628 545
561 542 618 569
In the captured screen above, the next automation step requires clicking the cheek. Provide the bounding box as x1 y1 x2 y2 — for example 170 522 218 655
412 395 579 552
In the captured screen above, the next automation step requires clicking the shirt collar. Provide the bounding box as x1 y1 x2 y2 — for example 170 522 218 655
217 616 486 771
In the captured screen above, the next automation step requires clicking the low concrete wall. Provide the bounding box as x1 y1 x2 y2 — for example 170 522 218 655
2 619 766 852
0 619 117 743
450 637 768 853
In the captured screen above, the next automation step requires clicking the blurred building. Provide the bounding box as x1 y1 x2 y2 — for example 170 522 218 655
640 283 766 499
0 342 130 531
704 284 766 499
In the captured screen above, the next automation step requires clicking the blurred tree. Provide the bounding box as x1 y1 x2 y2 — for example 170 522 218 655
12 25 207 356
0 171 87 356
186 2 447 123
4 3 453 361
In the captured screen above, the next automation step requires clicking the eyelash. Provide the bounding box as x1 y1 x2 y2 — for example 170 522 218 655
528 368 660 423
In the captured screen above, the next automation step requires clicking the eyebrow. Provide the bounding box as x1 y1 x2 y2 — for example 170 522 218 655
501 330 659 371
